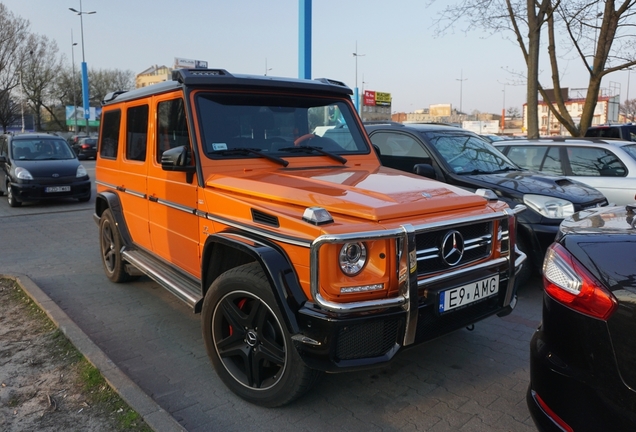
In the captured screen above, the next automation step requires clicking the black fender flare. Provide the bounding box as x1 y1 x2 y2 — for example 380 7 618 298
201 232 307 335
94 190 134 248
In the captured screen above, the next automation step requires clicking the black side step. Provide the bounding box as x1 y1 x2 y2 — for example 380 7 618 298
122 249 202 310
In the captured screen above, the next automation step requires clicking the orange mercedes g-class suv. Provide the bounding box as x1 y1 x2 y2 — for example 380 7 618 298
95 69 525 407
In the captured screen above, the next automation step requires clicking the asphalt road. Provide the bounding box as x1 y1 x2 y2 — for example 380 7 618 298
0 160 542 432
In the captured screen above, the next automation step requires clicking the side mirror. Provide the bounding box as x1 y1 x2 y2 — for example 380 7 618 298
161 146 195 172
161 145 196 183
413 163 437 180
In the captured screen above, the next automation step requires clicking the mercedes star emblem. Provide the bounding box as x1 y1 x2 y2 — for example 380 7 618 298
441 230 465 266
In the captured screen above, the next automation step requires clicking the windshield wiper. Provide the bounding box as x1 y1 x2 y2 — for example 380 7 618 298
458 168 491 175
492 166 519 174
209 148 289 167
277 146 347 164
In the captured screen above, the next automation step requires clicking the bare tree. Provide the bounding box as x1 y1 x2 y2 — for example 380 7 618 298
543 1 636 135
0 3 30 132
507 106 521 119
433 0 556 138
434 1 636 137
20 33 65 131
89 68 135 105
621 98 636 121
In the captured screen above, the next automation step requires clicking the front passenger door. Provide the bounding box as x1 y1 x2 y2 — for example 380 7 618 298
369 131 433 174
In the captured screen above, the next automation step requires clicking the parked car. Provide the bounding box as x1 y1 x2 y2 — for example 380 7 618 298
94 69 525 406
585 123 636 141
494 137 636 205
365 123 608 283
0 133 91 207
527 204 636 432
72 137 97 159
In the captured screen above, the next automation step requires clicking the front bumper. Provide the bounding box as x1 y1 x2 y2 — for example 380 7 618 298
295 256 518 372
10 178 91 202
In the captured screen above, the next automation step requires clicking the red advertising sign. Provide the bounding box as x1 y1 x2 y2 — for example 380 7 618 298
363 90 376 106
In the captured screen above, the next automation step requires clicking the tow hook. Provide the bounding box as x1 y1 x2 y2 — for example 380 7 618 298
466 324 475 331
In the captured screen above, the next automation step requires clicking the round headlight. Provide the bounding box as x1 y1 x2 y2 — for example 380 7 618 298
339 242 367 276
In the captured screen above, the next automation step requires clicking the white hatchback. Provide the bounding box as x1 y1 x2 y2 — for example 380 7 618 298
494 138 636 205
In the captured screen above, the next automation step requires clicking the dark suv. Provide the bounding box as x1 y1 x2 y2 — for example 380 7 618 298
585 123 636 141
365 123 608 283
0 133 91 207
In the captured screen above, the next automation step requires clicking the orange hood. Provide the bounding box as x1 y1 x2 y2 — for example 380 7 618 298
206 166 489 222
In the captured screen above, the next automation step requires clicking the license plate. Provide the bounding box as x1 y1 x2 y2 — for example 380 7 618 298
45 186 71 193
439 275 499 313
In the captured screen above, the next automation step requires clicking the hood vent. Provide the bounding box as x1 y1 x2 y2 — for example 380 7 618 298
251 209 280 228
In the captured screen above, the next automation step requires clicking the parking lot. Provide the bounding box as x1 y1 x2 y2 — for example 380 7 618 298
0 160 542 432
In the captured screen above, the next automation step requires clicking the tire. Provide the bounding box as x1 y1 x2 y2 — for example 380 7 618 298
99 209 133 283
202 262 320 407
7 183 21 207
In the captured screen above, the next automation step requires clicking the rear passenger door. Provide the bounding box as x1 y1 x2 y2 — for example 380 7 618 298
146 96 200 277
563 145 629 204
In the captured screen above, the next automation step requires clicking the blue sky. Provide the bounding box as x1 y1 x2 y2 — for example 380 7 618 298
4 0 631 115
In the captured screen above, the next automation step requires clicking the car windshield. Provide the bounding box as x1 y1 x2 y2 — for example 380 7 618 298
422 131 519 174
196 93 369 161
11 139 76 160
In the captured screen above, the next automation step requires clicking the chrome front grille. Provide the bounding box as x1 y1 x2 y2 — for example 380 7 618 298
415 221 493 275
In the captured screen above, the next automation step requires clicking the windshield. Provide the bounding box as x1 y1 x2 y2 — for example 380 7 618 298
423 131 519 174
195 93 369 161
11 139 76 160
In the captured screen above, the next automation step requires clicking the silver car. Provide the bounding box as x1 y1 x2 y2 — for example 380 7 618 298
494 138 636 205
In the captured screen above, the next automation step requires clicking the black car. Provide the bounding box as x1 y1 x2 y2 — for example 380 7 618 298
0 133 91 207
72 137 97 159
585 123 636 141
365 123 608 282
527 204 636 431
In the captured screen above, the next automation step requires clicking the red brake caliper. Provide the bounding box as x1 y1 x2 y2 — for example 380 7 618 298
228 298 247 336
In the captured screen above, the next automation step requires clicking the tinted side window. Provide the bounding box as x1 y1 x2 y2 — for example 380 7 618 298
100 110 121 159
126 105 149 161
370 132 429 157
627 126 636 142
567 146 626 177
156 99 190 163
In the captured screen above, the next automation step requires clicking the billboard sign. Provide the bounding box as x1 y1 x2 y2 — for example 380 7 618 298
66 106 101 127
363 90 392 106
174 57 208 69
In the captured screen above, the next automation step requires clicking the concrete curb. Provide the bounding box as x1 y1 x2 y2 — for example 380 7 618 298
5 273 186 432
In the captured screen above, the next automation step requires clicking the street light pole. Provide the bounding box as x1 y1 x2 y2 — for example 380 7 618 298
71 30 78 133
352 41 365 114
456 69 467 117
69 1 96 135
19 70 24 133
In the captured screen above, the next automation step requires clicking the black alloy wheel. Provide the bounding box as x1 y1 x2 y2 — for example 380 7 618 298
7 183 21 207
99 209 134 282
202 262 320 407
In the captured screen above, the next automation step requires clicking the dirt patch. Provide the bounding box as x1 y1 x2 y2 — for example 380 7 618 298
0 278 151 432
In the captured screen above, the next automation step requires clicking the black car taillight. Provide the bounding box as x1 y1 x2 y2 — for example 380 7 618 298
81 144 91 149
542 243 618 320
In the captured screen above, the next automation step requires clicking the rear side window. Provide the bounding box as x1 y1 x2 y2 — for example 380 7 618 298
156 99 190 163
540 146 564 175
100 110 121 159
567 146 626 177
505 146 548 171
126 105 149 161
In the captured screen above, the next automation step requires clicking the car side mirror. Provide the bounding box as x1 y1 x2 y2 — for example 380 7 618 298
161 145 196 182
413 163 437 180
